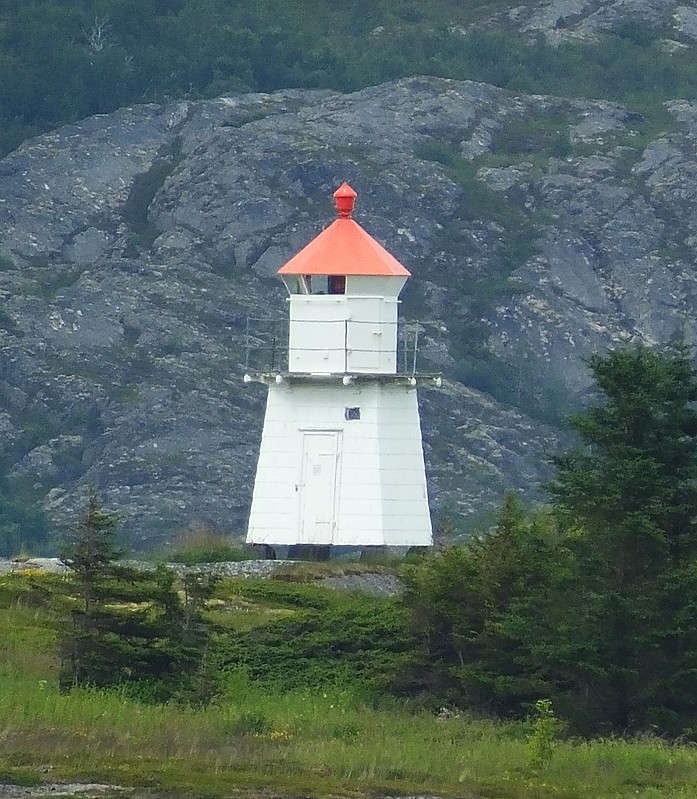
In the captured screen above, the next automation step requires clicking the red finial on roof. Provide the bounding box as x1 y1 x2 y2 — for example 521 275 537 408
277 180 410 277
333 181 357 218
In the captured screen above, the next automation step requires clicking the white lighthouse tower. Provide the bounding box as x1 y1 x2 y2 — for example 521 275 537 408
245 183 434 553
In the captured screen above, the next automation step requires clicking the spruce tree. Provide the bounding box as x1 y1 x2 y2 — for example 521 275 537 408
60 487 122 612
548 343 697 733
59 491 212 701
402 493 574 715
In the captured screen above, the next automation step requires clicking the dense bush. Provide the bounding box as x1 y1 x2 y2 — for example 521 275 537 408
221 578 341 610
401 495 578 717
216 595 414 693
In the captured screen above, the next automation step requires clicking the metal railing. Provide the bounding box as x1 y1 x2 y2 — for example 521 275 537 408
244 316 424 376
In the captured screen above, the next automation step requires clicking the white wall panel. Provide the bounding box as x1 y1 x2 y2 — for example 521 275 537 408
287 283 403 375
288 296 347 373
247 380 432 547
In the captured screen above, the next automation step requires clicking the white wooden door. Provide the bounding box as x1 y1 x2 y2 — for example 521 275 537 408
298 431 340 543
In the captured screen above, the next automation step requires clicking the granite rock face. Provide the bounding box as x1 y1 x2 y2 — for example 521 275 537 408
478 0 695 44
1 76 695 547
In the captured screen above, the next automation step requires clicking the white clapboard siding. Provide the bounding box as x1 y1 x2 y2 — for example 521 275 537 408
247 381 432 546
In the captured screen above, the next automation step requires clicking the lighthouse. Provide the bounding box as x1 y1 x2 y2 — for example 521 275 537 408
245 183 434 553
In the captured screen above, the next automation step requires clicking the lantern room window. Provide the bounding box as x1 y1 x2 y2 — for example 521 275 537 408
308 275 327 294
284 275 346 295
328 275 346 294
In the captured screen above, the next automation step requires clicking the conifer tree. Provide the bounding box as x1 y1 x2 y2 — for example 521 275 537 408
548 342 697 732
402 493 573 715
60 487 122 613
59 490 213 701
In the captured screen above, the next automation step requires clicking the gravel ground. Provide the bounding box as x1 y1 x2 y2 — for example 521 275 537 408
0 558 403 596
0 786 128 798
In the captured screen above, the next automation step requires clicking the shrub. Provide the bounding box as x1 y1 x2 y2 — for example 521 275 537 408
414 138 458 165
218 578 339 610
228 711 272 736
164 525 252 564
216 595 414 692
527 699 561 769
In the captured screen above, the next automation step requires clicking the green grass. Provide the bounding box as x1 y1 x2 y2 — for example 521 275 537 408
1 571 696 799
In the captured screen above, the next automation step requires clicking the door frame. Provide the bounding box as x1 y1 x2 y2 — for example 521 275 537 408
297 428 342 544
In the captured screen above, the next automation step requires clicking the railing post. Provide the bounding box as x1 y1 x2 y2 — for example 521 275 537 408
271 321 277 371
403 320 408 375
245 316 250 371
411 323 419 377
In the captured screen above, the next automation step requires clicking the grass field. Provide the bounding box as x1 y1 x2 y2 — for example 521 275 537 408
1 569 696 799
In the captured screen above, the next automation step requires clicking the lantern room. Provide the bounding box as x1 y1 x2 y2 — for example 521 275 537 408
278 182 410 375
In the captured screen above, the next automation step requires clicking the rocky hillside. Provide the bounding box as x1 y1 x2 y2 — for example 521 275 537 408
478 0 697 44
1 71 696 549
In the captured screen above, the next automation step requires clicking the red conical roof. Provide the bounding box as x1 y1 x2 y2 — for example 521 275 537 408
278 182 411 277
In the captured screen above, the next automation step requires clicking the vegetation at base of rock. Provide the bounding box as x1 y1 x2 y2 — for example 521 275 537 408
0 484 50 558
2 571 697 799
1 1 697 156
3 341 697 793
